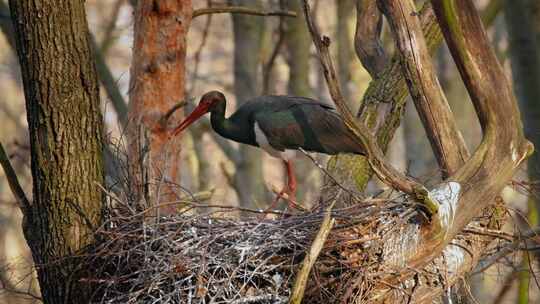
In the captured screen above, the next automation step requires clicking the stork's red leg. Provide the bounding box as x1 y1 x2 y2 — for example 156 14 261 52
284 160 297 207
265 160 301 212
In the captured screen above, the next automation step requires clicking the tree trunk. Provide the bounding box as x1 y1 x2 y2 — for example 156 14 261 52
128 0 192 213
229 0 268 208
8 0 104 302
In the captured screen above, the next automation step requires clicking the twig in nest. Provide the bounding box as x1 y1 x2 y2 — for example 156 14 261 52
193 6 297 18
290 201 336 304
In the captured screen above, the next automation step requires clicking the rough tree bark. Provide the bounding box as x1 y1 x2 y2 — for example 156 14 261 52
379 0 469 178
8 0 104 302
128 0 192 212
229 0 268 208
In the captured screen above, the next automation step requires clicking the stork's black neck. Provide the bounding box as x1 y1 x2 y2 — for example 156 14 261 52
209 101 256 146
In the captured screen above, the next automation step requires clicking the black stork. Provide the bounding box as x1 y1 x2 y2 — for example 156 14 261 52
172 91 365 209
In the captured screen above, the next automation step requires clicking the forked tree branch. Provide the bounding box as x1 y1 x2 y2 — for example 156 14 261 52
433 0 532 235
301 0 438 214
354 1 500 163
378 0 469 177
357 3 442 138
347 2 512 300
327 3 443 197
362 0 532 301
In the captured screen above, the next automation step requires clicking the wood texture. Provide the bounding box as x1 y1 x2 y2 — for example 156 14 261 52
128 0 192 212
302 0 439 215
378 0 469 177
8 0 104 302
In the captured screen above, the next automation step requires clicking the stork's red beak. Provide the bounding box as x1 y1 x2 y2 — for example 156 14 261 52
171 103 210 136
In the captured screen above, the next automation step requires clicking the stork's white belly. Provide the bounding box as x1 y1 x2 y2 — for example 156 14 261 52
254 122 296 161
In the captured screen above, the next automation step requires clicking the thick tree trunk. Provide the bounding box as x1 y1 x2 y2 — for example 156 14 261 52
8 0 104 302
128 0 192 212
229 0 268 208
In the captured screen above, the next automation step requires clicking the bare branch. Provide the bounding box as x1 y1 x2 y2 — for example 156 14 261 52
354 0 388 76
0 141 30 212
193 6 296 18
301 0 438 215
369 0 534 301
473 226 540 274
378 0 469 177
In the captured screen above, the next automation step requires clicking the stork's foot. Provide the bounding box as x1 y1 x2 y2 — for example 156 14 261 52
258 187 304 219
268 187 305 211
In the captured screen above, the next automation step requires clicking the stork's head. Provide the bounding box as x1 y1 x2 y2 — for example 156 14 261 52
171 91 226 136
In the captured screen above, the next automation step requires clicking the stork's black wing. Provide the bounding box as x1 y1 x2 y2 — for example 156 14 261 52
249 97 365 155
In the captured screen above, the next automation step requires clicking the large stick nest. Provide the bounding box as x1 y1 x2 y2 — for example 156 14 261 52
83 138 517 303
82 186 437 303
